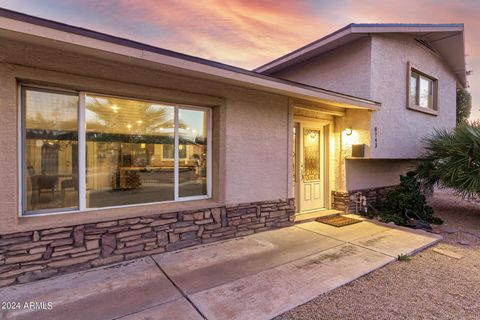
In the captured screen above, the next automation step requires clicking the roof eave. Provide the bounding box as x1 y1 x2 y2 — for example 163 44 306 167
256 24 466 80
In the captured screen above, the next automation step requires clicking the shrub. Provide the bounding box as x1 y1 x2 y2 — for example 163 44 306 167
397 254 411 262
456 89 472 125
367 171 442 226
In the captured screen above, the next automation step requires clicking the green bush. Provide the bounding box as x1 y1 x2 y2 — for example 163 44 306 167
397 254 411 262
367 171 442 226
456 89 472 125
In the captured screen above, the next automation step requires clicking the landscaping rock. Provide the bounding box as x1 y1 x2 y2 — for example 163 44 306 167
442 226 459 234
433 248 463 259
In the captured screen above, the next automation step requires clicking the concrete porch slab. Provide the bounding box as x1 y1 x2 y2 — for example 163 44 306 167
0 257 183 320
297 220 392 242
351 227 442 257
118 298 203 320
0 222 441 320
189 243 395 320
153 227 343 294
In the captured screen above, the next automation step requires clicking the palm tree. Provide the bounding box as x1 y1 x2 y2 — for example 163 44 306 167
416 121 480 198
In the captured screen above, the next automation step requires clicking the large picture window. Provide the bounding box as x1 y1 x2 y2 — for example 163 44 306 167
21 86 211 216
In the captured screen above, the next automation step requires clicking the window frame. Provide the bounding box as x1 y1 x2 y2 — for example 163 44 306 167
19 84 212 217
407 64 439 116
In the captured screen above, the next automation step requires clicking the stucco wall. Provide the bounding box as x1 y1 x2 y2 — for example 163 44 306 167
345 159 415 191
272 38 372 100
223 88 289 203
333 109 372 192
370 34 457 158
0 38 290 234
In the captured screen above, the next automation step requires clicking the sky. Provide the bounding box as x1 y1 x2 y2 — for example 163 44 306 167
1 0 479 120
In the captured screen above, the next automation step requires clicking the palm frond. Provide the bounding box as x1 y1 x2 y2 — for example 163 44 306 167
416 122 480 198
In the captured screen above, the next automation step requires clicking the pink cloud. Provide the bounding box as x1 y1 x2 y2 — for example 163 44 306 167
60 0 337 67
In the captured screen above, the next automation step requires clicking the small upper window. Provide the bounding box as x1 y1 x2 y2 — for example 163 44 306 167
409 69 436 110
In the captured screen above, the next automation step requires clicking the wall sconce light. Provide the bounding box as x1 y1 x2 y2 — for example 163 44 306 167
344 127 353 136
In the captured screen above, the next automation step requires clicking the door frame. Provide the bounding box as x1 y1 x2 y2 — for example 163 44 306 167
293 116 333 213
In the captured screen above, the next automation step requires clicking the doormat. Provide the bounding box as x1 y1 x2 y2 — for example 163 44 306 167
316 215 362 227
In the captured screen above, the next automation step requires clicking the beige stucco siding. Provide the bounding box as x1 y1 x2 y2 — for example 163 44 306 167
345 159 415 191
370 34 457 159
333 109 372 192
0 38 290 233
272 38 372 100
224 89 289 203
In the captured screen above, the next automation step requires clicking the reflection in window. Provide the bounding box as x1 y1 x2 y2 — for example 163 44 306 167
410 70 434 109
179 109 208 197
23 88 79 213
419 77 433 109
85 95 175 207
163 144 186 159
22 89 211 215
410 75 418 106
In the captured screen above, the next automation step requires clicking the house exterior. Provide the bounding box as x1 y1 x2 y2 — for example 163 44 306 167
256 23 466 212
0 8 466 287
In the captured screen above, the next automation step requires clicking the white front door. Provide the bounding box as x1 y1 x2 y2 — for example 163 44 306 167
297 123 326 212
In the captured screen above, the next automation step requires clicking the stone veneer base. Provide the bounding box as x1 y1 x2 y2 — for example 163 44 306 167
332 184 433 213
332 186 398 213
0 198 295 287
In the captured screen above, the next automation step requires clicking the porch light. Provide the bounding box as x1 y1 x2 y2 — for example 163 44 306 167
344 127 353 136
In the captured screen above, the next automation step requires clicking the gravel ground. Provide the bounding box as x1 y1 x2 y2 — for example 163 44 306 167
276 189 480 320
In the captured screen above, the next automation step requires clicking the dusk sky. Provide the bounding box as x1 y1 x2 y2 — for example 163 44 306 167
1 0 479 120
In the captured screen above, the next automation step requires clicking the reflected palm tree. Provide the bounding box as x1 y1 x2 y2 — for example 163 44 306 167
86 96 186 137
85 96 191 190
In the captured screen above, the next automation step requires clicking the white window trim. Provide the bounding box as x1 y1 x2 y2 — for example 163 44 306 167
78 92 87 211
18 85 212 217
173 106 179 201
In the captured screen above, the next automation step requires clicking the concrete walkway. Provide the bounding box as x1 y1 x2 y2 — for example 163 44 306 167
0 218 441 320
